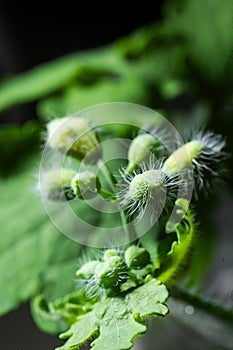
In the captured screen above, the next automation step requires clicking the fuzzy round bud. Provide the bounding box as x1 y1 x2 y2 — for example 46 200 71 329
124 245 151 269
98 250 127 289
129 169 163 202
47 117 102 163
76 261 100 279
71 171 100 199
126 134 160 175
41 168 76 201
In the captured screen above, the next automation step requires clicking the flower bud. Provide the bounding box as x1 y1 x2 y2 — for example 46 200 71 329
47 117 102 163
124 245 150 269
96 254 127 289
163 140 203 176
125 134 160 175
41 168 76 201
128 170 163 202
71 171 100 199
76 261 100 279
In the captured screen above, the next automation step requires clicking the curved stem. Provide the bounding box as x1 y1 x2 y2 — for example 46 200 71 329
157 210 196 286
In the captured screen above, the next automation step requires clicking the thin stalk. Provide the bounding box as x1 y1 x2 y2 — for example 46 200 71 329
97 159 116 192
120 210 138 243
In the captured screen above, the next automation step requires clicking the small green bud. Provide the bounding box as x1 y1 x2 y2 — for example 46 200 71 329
163 140 203 176
96 256 127 289
126 134 160 175
124 245 150 268
129 170 163 202
41 168 76 201
76 261 100 279
103 249 118 261
47 117 102 163
71 171 100 199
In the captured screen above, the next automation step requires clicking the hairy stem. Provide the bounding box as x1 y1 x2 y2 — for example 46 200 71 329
157 210 196 286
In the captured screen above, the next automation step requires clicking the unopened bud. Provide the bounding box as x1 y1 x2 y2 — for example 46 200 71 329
41 168 76 201
129 170 163 202
163 140 203 176
71 171 100 199
47 117 102 163
96 254 127 289
76 261 100 279
126 134 160 175
125 245 150 268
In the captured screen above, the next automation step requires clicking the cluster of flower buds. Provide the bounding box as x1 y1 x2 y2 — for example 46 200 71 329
41 117 102 202
41 114 226 222
76 245 152 298
120 130 226 219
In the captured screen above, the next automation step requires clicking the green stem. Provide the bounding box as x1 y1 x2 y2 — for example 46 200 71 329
97 159 116 192
120 211 138 243
171 287 233 325
99 188 115 199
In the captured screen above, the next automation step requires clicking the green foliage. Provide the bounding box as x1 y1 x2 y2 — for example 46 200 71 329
0 0 232 348
0 123 39 177
163 0 233 82
56 279 168 350
0 127 84 315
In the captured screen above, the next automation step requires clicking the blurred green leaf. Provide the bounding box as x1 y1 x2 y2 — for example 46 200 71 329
0 123 40 177
37 72 149 120
0 127 88 315
163 0 233 82
0 160 83 315
0 47 127 113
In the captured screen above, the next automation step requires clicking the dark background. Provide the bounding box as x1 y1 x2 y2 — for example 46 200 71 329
0 3 163 126
0 3 164 349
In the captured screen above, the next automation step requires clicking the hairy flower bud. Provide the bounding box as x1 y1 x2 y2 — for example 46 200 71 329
47 117 102 163
126 134 160 175
120 169 166 218
76 249 127 294
129 170 163 202
71 171 100 199
41 168 76 201
124 245 151 269
76 261 100 279
163 140 203 176
163 131 226 192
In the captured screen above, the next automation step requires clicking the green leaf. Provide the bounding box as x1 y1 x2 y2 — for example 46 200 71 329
0 162 83 314
56 278 169 350
37 72 149 121
31 290 95 335
0 47 126 113
0 126 87 315
0 123 40 177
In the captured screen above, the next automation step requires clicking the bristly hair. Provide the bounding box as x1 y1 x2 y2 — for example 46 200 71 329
150 123 183 156
118 158 187 222
75 247 126 300
189 130 227 195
